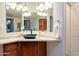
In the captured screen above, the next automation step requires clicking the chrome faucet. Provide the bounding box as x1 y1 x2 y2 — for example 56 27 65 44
31 29 32 34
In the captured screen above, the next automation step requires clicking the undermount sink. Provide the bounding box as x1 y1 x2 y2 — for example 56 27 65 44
23 34 37 39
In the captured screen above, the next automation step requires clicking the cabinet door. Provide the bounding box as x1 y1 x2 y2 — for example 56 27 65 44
33 42 47 56
4 49 18 56
3 42 18 56
18 42 47 56
33 42 38 56
37 42 47 56
19 42 34 56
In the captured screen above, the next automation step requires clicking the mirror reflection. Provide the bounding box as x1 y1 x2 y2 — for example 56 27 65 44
5 2 53 33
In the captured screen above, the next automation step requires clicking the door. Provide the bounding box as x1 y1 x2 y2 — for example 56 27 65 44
66 3 71 55
67 3 79 56
70 4 79 55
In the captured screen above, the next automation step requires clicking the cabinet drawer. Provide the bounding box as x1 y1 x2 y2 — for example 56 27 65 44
4 43 17 52
4 49 17 56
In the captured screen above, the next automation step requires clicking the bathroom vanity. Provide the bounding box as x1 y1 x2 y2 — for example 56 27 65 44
0 34 59 56
3 42 46 56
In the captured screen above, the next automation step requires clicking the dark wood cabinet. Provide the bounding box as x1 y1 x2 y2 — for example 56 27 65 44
19 42 34 56
3 42 47 56
33 42 38 56
37 42 47 56
3 42 18 56
33 42 47 56
19 42 47 56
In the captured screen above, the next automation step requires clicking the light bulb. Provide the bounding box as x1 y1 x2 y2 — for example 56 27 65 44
18 4 23 9
44 6 48 10
22 6 28 12
36 3 44 11
16 7 21 11
6 3 17 10
36 6 40 11
6 5 10 10
16 4 23 11
45 2 52 8
10 3 17 9
37 11 42 16
37 11 47 16
42 12 47 16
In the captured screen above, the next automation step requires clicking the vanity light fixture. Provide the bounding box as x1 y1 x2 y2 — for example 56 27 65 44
18 4 23 9
16 6 21 11
36 3 45 12
16 4 23 11
36 3 44 12
44 3 52 10
37 11 47 16
36 2 52 11
37 11 42 16
10 3 17 9
5 3 11 10
5 2 52 16
42 12 47 16
45 2 52 9
6 5 10 10
6 3 29 13
6 3 17 10
22 6 29 12
36 2 53 16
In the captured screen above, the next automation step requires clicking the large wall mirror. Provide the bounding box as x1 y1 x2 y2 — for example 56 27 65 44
5 2 53 33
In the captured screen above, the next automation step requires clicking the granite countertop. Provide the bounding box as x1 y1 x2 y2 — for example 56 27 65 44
0 35 60 45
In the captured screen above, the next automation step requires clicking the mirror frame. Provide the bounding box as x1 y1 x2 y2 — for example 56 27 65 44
5 3 60 39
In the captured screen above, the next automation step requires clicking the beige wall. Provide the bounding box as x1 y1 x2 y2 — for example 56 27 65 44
47 2 66 56
0 3 6 35
0 3 6 56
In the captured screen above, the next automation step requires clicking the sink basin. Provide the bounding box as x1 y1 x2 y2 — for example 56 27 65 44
23 34 37 39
